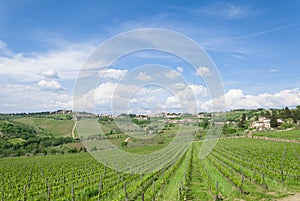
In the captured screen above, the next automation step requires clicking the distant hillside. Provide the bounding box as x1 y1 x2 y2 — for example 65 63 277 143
7 112 74 137
1 107 300 158
14 117 74 137
0 112 78 157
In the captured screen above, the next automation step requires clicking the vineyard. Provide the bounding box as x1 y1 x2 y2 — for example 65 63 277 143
0 138 299 200
252 130 300 141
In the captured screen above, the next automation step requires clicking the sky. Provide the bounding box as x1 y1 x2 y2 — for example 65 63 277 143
0 0 300 114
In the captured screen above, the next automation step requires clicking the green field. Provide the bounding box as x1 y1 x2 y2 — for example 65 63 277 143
12 117 40 130
0 138 299 200
12 117 74 137
33 118 74 137
253 129 300 141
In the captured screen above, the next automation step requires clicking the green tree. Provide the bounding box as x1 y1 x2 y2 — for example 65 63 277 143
238 113 247 129
121 141 128 147
222 123 237 136
199 118 209 129
291 110 299 123
270 110 278 128
284 107 291 118
265 110 271 118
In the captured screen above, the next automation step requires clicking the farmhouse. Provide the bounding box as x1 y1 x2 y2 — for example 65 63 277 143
251 117 283 130
165 113 181 119
134 115 148 120
251 117 271 130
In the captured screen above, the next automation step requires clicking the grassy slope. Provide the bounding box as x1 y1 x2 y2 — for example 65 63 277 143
33 118 74 137
12 117 41 131
12 117 75 137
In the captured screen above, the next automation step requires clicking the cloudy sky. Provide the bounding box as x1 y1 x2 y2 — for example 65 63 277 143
0 0 300 114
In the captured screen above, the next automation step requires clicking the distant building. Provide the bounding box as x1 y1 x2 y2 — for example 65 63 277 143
251 117 283 130
165 113 181 119
251 117 271 130
98 114 115 119
134 115 148 120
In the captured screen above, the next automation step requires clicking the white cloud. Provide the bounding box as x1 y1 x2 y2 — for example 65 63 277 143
196 67 211 76
269 68 279 72
165 96 181 109
56 72 300 114
76 81 204 114
188 84 209 97
198 3 250 19
100 68 128 80
171 84 208 112
0 40 13 56
1 31 299 114
201 88 300 111
177 66 183 73
0 42 94 82
172 83 186 90
165 69 181 79
37 80 64 92
74 82 118 112
0 40 6 51
40 69 59 78
0 40 98 112
0 84 71 113
136 72 153 81
37 80 64 91
75 81 147 113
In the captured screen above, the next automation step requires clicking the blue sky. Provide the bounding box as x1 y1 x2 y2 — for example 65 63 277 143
0 0 300 113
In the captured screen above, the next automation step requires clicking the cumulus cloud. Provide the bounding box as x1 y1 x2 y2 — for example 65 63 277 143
196 67 211 77
75 82 138 113
177 66 184 73
76 81 202 114
37 80 64 91
0 84 71 113
0 42 94 82
39 69 59 78
136 72 153 81
200 88 300 111
165 96 181 109
188 84 209 97
1 39 299 114
165 69 181 79
100 69 128 80
172 83 186 90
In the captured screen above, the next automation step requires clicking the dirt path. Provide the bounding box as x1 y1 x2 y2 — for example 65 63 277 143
277 193 300 201
250 136 300 143
72 119 77 138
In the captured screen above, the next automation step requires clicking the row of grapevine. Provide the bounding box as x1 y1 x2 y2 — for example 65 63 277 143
0 138 299 200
